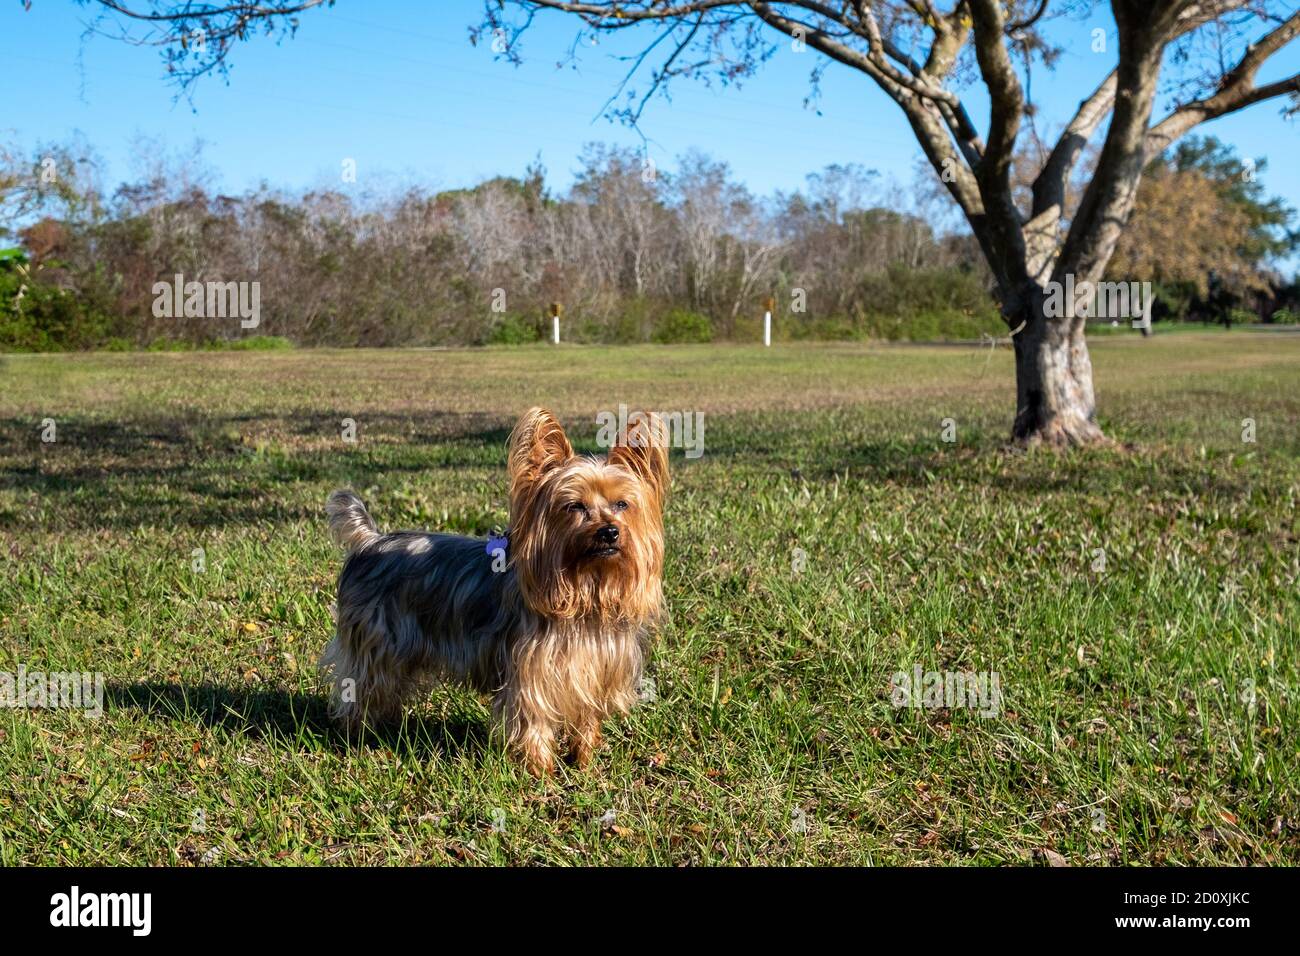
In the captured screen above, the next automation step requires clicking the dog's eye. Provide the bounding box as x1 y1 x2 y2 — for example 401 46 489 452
565 501 588 515
613 500 629 512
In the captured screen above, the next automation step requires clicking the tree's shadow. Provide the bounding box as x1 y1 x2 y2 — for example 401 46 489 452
795 437 1248 498
2 403 1257 534
0 409 516 532
106 681 492 762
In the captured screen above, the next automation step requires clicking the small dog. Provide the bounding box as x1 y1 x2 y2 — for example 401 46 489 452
320 407 668 775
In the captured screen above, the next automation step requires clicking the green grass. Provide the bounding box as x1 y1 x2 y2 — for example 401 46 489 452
1 333 1297 865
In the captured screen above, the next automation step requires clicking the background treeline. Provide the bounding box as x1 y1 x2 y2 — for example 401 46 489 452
0 136 1295 351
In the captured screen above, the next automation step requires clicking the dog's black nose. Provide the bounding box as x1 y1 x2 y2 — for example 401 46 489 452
596 524 619 545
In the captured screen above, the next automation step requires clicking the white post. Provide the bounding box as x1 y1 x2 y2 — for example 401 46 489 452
552 315 560 345
764 311 771 347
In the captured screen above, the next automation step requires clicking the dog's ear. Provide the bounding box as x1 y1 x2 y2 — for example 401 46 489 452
508 407 573 497
609 411 669 505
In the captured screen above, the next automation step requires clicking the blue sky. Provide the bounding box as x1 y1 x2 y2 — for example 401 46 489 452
6 1 1300 217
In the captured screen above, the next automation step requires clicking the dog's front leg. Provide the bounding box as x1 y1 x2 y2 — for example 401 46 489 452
494 686 558 777
569 710 604 769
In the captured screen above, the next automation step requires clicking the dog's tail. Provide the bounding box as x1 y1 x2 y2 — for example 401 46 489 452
326 489 380 553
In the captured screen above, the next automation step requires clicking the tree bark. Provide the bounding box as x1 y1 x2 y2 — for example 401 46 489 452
1010 293 1106 447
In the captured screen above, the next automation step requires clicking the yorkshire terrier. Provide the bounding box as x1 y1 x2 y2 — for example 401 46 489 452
319 407 668 775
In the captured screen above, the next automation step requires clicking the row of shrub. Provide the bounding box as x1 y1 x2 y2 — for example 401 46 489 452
482 306 717 345
3 250 1010 351
8 135 1296 352
447 265 1007 346
13 256 1292 353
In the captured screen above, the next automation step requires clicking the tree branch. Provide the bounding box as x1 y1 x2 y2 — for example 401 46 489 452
748 2 988 232
1020 69 1118 282
966 0 1029 291
1028 2 1227 279
1006 0 1048 35
1054 0 1192 287
1146 9 1300 158
85 0 332 87
91 0 330 23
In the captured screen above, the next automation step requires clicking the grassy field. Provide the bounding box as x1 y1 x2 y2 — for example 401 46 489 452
1 333 1297 865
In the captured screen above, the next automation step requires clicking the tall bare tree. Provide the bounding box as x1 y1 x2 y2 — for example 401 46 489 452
70 1 1300 444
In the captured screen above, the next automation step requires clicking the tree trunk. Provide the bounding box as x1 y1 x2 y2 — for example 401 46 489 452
1010 296 1106 447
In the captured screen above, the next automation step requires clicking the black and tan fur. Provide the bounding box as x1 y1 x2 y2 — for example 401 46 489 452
320 407 668 775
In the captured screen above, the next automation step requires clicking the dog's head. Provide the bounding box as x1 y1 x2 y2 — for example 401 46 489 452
506 407 667 624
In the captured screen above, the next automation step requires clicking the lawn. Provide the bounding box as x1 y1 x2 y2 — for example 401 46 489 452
1 333 1297 865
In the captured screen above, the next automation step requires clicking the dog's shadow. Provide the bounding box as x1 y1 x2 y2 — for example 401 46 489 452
106 682 492 762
